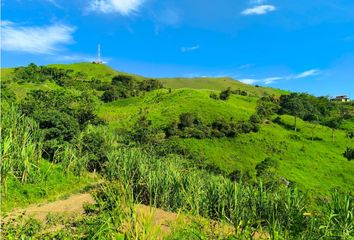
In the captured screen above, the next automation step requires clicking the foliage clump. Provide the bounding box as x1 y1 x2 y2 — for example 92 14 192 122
165 112 259 139
101 75 163 102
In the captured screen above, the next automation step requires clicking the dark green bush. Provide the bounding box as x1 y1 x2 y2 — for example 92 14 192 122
139 78 163 91
343 147 354 161
101 87 127 102
219 87 232 100
209 92 219 100
1 84 16 102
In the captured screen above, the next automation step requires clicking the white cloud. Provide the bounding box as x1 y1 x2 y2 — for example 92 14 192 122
181 45 200 53
240 69 321 85
241 5 276 15
87 0 144 15
1 21 75 54
263 77 283 84
238 64 254 69
54 54 110 64
249 0 267 5
45 0 62 8
240 79 259 85
295 69 320 79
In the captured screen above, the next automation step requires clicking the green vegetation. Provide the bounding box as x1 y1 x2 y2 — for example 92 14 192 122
1 62 353 239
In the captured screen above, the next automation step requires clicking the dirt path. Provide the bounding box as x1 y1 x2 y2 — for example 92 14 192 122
3 193 268 239
3 192 179 234
3 193 96 222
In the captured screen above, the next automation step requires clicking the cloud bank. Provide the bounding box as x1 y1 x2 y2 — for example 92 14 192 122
87 0 145 15
1 21 75 54
242 5 276 15
240 69 320 85
181 45 200 53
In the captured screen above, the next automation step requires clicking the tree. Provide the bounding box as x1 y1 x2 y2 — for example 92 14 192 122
33 110 80 160
306 113 320 142
257 96 279 120
323 117 342 142
139 79 163 91
280 94 305 131
101 87 127 102
112 75 137 89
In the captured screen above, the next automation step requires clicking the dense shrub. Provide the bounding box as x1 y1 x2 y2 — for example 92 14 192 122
209 92 219 100
130 109 165 145
165 113 259 139
343 147 354 161
82 132 108 172
255 157 278 177
232 89 248 96
219 87 232 100
101 87 127 102
33 110 80 160
1 84 16 102
139 78 163 91
101 75 163 102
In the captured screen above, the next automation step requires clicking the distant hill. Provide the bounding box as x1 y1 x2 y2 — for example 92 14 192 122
160 77 288 96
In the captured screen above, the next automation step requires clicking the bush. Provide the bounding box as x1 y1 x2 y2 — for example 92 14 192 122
250 114 262 124
101 87 127 102
209 92 219 100
1 84 16 102
255 157 278 177
82 132 108 172
219 88 232 100
343 147 354 161
139 79 163 91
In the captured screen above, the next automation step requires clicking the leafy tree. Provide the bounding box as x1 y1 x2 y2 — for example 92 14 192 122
131 109 165 144
33 110 80 160
323 117 343 142
139 79 163 91
112 75 135 87
82 131 108 172
257 96 279 120
280 94 305 131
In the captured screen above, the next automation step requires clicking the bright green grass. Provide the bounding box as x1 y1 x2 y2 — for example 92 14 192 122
8 81 62 100
177 115 354 196
48 62 145 82
98 88 257 129
160 77 288 96
1 160 98 213
0 68 14 82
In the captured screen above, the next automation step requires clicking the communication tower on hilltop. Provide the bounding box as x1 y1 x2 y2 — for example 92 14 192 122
97 44 101 64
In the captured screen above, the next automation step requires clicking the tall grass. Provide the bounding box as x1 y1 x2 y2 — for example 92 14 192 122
1 105 42 192
103 147 354 239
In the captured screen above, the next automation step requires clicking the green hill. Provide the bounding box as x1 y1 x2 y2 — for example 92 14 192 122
161 77 288 96
1 62 353 197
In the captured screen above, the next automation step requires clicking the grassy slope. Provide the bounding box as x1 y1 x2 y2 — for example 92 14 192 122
48 62 145 82
160 77 288 96
179 116 354 196
98 88 257 129
2 62 353 197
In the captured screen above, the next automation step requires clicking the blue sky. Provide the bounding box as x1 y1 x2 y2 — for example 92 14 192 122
1 0 354 97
